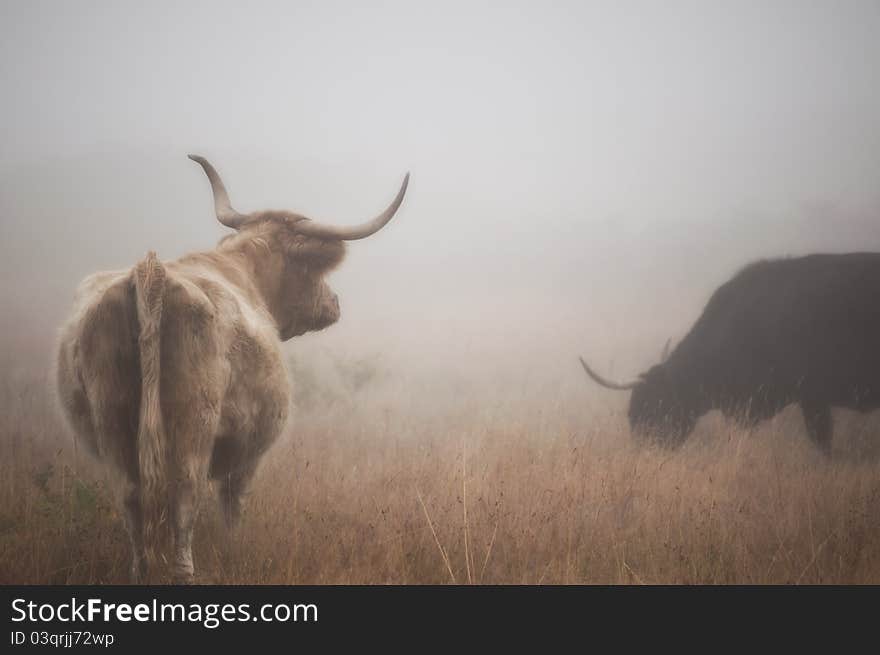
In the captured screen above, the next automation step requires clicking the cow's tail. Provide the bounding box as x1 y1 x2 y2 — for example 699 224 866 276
133 251 167 562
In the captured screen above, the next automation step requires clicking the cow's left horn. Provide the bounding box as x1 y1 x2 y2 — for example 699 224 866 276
578 357 638 390
188 155 250 229
661 338 672 362
295 173 410 241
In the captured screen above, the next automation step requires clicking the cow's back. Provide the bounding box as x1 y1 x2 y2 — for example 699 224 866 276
57 260 291 481
677 253 880 407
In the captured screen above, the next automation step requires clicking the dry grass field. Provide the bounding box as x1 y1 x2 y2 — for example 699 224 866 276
1 344 879 585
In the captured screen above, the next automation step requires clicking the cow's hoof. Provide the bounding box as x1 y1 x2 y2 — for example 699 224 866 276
172 571 195 585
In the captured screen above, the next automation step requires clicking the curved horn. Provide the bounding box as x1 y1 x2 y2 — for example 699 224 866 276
661 338 672 362
578 356 638 391
295 173 410 241
188 155 249 229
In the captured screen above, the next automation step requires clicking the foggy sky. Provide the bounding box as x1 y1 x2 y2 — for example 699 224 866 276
2 1 879 379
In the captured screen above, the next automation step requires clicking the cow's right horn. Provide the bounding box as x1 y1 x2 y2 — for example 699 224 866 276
188 155 250 229
578 356 638 390
294 173 410 241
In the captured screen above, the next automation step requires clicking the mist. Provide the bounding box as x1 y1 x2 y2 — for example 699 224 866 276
2 0 879 383
4 1 880 586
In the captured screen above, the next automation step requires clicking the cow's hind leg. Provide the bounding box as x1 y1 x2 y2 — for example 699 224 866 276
801 402 832 457
218 458 260 529
209 436 261 529
169 456 209 584
123 486 148 582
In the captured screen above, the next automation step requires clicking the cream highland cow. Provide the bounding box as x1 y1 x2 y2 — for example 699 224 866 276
55 156 409 582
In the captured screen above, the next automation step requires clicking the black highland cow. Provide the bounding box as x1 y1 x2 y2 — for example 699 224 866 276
580 253 880 455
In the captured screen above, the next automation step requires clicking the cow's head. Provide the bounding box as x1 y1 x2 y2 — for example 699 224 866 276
578 347 698 447
189 156 408 340
625 365 696 446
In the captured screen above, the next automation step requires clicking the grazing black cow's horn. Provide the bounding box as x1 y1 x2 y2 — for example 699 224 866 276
578 356 638 391
188 155 250 229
